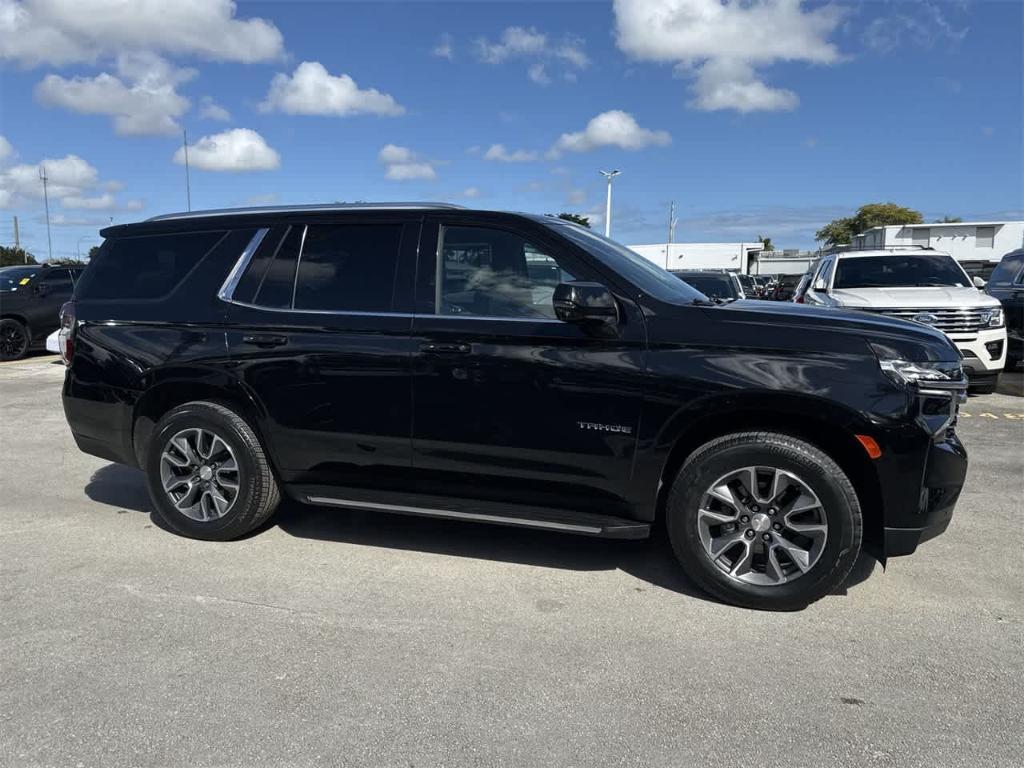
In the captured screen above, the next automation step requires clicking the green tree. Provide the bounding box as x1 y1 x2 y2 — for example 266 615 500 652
815 203 923 246
554 212 591 228
0 246 37 266
88 245 101 260
45 257 86 266
935 215 962 223
758 235 775 252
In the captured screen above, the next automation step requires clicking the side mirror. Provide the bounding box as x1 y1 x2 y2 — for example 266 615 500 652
972 276 986 289
553 281 618 326
813 278 827 292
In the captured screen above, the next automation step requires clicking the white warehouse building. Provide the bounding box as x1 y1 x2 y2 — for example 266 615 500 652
852 221 1024 264
627 242 760 273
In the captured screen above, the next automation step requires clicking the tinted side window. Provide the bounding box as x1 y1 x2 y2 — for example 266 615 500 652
253 225 303 308
437 225 576 318
989 252 1024 285
76 231 225 300
232 226 287 304
293 224 402 312
39 268 74 294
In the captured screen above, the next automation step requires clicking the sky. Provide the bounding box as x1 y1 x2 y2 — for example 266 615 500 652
0 0 1021 261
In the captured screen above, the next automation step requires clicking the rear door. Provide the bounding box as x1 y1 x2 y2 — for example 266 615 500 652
31 268 75 340
408 216 646 514
224 215 419 490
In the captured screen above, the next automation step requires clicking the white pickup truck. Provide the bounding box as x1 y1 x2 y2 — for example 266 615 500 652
802 247 1006 393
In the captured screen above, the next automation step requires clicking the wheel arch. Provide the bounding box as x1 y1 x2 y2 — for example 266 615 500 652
653 394 885 556
131 373 269 468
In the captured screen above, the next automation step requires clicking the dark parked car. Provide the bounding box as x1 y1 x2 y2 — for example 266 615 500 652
669 270 743 303
62 204 969 610
771 273 802 301
986 248 1024 370
0 264 84 360
735 273 759 298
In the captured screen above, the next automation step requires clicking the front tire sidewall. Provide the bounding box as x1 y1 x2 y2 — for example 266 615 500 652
145 403 264 540
668 435 861 610
0 319 29 361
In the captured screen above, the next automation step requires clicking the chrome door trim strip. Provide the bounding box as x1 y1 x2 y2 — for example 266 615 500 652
217 227 270 302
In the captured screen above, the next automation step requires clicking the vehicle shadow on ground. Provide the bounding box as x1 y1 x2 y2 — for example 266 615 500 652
83 463 877 607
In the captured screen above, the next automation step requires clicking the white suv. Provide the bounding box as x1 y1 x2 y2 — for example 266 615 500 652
803 248 1006 393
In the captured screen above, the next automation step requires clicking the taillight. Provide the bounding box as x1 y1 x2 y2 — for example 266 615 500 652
58 301 74 366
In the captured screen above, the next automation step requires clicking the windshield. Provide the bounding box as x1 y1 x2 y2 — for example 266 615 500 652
0 267 39 292
672 273 737 301
548 222 706 304
834 254 971 289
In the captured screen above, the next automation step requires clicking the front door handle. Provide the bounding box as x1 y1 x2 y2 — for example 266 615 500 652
421 342 471 355
242 334 288 348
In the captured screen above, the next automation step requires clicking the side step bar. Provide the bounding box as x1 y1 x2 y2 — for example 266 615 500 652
294 486 650 539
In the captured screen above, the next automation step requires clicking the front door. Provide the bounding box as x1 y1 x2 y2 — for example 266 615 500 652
409 218 646 515
225 216 420 490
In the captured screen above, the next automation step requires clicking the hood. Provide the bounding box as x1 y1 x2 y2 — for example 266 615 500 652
829 286 999 309
691 299 960 362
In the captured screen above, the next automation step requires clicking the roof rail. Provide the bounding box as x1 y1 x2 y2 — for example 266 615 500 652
146 202 465 222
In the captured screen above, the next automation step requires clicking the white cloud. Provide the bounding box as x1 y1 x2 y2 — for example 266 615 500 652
198 96 230 122
461 186 482 199
173 128 280 172
482 144 539 163
432 33 454 60
0 0 284 67
549 110 671 157
62 193 143 211
863 3 968 53
378 144 436 181
260 61 404 117
528 63 550 85
613 0 844 113
474 26 589 84
0 135 13 163
35 53 193 136
0 145 138 211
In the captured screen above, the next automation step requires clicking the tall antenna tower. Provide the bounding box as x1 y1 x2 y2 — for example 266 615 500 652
39 166 53 262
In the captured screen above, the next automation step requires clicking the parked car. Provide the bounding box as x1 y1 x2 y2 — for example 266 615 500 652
45 329 60 354
801 248 1006 393
62 204 969 610
986 248 1024 371
735 273 759 299
669 270 743 303
0 264 85 360
771 273 802 301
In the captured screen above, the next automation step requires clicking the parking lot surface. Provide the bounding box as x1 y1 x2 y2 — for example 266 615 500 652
1 355 1022 768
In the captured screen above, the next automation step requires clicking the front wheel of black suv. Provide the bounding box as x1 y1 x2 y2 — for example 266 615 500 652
0 318 29 361
145 401 280 541
666 432 862 611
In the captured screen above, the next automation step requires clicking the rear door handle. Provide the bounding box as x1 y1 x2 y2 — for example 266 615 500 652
421 342 471 355
242 334 288 348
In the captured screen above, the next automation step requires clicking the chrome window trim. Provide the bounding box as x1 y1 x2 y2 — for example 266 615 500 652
218 297 563 323
217 228 269 302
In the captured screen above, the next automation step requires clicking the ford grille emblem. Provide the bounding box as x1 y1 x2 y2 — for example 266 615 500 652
912 313 940 326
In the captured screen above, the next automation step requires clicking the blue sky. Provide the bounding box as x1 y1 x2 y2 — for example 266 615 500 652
1 0 1021 260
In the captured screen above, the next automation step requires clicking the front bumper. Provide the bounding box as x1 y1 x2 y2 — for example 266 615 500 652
882 431 968 557
950 327 1007 375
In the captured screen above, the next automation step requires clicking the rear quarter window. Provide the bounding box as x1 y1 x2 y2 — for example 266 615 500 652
75 231 227 300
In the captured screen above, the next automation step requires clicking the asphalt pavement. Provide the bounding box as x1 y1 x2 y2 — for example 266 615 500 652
1 355 1021 768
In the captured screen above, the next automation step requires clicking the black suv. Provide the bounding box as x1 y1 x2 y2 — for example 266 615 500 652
986 248 1024 370
62 204 969 610
0 264 84 360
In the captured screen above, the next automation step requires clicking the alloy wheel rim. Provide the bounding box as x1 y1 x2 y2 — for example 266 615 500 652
0 324 27 357
159 428 240 522
696 465 828 586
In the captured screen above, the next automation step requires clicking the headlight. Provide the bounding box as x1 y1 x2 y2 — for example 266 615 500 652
876 357 964 387
981 307 1004 328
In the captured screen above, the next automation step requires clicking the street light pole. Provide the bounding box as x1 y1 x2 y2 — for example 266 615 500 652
39 165 53 262
599 169 620 238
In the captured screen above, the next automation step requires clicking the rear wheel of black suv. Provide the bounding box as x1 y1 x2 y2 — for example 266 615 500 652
145 401 280 540
666 432 862 611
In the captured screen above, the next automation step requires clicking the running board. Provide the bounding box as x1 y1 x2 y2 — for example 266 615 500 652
294 486 650 539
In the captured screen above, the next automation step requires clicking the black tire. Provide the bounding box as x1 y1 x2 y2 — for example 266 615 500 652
666 431 862 611
144 401 280 540
0 318 29 361
969 381 998 395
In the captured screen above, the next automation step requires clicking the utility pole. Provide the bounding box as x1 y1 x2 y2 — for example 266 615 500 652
599 169 621 238
12 215 19 250
39 166 53 263
183 128 192 212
